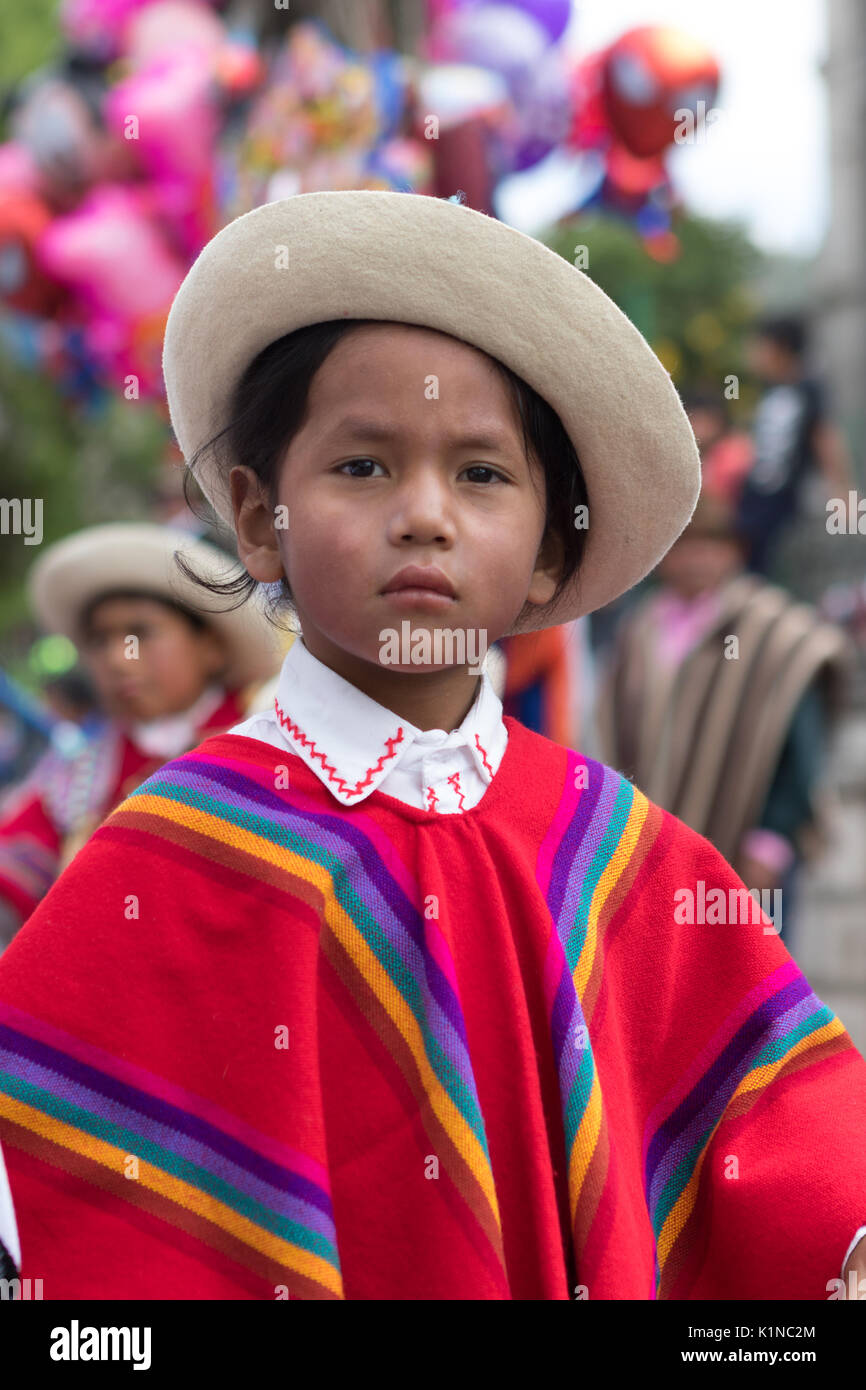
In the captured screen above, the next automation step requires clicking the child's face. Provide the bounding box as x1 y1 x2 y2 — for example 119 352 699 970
657 535 743 598
233 324 561 686
746 334 796 384
79 596 226 724
687 406 725 449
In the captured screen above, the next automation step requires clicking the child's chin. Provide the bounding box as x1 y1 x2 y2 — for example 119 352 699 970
111 695 154 723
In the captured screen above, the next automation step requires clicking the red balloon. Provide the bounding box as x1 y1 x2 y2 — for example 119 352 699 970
0 191 66 316
602 26 719 160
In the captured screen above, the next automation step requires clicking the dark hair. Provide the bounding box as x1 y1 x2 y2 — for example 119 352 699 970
80 589 209 637
42 668 98 714
754 314 808 358
682 389 727 417
179 319 589 628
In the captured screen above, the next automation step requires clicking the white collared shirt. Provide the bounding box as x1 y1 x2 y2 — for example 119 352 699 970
229 635 508 814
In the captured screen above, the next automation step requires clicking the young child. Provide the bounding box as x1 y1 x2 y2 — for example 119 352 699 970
0 523 280 947
0 191 864 1301
596 490 850 947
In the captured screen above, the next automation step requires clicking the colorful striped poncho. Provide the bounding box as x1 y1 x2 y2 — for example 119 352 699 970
0 716 864 1300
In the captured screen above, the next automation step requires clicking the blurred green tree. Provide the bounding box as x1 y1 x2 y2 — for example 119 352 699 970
545 208 765 419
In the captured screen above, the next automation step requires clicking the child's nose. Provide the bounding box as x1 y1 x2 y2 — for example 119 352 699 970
106 638 135 672
390 473 455 538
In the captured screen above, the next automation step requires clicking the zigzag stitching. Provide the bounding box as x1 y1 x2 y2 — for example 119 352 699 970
274 697 404 798
425 785 439 811
474 733 494 778
446 770 466 811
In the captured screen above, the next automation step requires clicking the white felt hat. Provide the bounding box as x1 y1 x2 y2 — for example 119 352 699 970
162 190 701 630
29 523 281 688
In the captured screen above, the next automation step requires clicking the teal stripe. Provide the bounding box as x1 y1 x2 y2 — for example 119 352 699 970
0 1070 339 1267
652 1129 712 1236
651 1010 834 1237
562 1046 595 1153
565 778 634 971
750 1005 832 1070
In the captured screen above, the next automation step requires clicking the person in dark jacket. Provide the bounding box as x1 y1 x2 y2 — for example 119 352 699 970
737 314 855 575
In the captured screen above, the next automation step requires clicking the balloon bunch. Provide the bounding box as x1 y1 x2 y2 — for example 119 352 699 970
0 1 261 404
420 3 720 255
0 3 428 406
422 0 574 174
0 0 722 406
226 20 432 216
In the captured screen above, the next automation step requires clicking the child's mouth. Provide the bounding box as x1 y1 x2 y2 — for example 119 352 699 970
381 588 457 611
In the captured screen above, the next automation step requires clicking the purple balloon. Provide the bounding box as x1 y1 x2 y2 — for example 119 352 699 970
513 135 557 170
438 4 548 86
508 46 572 169
505 0 572 45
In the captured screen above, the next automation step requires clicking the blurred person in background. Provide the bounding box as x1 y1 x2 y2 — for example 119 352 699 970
497 617 596 752
736 314 856 576
596 492 851 948
0 671 54 793
40 667 102 744
684 390 754 507
0 523 280 950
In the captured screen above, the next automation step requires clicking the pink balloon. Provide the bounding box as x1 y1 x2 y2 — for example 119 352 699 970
60 0 221 59
36 184 184 322
125 0 225 67
103 53 218 185
0 142 41 195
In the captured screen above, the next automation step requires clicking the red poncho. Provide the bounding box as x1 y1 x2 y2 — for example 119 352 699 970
0 717 864 1299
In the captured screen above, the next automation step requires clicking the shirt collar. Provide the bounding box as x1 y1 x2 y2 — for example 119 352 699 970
128 684 228 759
271 635 504 807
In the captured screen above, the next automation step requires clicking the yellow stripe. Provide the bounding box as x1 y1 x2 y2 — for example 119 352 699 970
575 788 648 1000
0 1091 343 1297
567 1071 603 1212
119 795 502 1230
563 785 648 1223
733 1015 846 1098
656 1016 845 1268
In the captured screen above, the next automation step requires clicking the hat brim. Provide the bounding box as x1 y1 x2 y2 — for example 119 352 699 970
29 524 281 689
163 190 701 630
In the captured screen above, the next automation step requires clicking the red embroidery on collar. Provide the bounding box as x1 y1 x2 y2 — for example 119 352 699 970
474 732 494 778
446 770 466 811
425 785 439 811
274 697 404 799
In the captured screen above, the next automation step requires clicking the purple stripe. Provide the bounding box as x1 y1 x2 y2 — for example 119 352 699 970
644 973 814 1189
550 953 587 1108
544 756 604 924
0 1040 335 1241
0 1022 332 1220
646 987 824 1210
552 766 621 949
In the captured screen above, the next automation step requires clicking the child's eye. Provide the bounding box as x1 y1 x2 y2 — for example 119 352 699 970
461 465 506 484
337 458 383 477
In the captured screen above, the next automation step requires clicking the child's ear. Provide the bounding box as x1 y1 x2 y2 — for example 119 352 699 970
525 527 564 610
230 466 284 583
